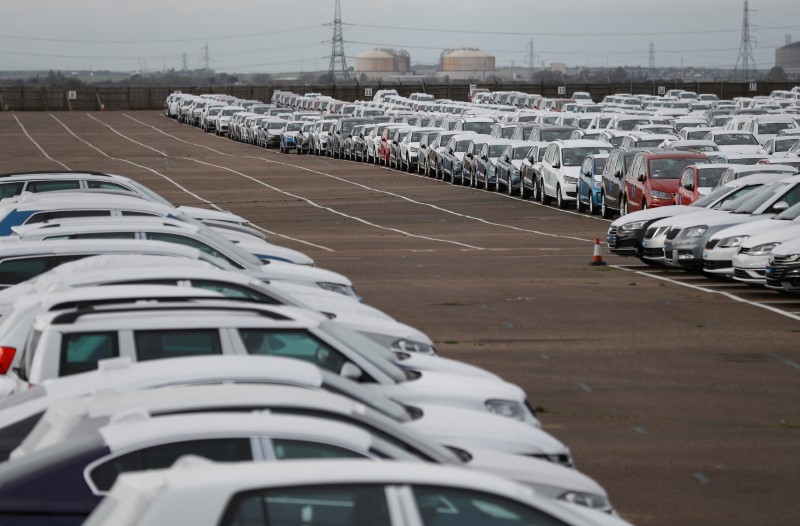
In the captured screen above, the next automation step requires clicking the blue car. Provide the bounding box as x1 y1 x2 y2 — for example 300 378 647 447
576 154 609 215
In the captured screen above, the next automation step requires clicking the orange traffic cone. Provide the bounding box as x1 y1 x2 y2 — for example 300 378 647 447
590 238 606 266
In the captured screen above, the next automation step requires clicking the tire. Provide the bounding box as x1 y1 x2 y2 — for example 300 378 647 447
540 181 552 205
642 201 648 211
521 181 532 199
508 178 515 196
621 197 629 216
601 193 613 219
576 194 587 212
589 194 598 215
556 185 567 209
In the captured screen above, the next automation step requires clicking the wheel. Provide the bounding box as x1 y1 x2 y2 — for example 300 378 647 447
642 201 648 211
508 178 515 196
601 193 613 219
556 185 568 209
621 197 629 216
521 181 532 199
576 194 587 212
541 183 552 205
588 194 598 215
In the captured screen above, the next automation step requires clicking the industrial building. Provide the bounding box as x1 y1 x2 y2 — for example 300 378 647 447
354 49 410 79
439 49 496 80
776 40 800 74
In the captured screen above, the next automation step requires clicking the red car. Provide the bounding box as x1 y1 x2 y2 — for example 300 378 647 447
674 164 730 205
623 151 708 213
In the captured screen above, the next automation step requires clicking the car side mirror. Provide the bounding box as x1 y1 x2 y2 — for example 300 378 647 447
614 170 622 179
340 362 363 380
0 347 15 375
773 201 790 213
481 155 488 161
637 173 646 182
684 183 694 191
527 155 534 162
552 161 560 168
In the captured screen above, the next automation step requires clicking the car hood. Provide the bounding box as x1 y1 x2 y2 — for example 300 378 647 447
739 221 800 248
717 144 762 153
649 178 680 193
454 152 465 161
511 160 523 170
611 205 700 227
248 263 353 287
562 166 581 178
236 238 315 266
710 217 787 242
651 209 729 229
406 404 565 456
463 446 606 499
282 131 301 138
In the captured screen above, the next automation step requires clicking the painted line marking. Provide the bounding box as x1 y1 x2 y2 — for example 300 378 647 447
124 114 595 245
610 264 800 322
13 115 72 170
693 473 711 485
768 353 800 371
540 353 551 360
634 426 648 434
577 382 593 393
79 114 334 252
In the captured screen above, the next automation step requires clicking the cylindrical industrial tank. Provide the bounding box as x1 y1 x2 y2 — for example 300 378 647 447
441 49 496 72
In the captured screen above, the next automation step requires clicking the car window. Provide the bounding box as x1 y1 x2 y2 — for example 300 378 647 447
25 210 112 224
0 256 52 286
191 280 280 304
134 329 222 361
121 211 159 217
220 485 391 526
90 438 253 492
26 180 82 193
59 332 119 377
64 232 139 240
412 486 568 526
145 232 226 260
239 329 346 374
0 182 24 199
271 439 367 460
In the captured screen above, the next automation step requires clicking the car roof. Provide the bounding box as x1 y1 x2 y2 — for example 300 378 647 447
0 192 169 212
555 139 612 148
99 412 375 454
0 239 203 259
12 216 200 238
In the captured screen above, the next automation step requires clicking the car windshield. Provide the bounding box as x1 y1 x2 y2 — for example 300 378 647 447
321 123 335 132
637 139 666 147
726 183 787 213
489 145 507 157
649 158 708 179
285 123 303 132
618 120 650 131
221 109 239 116
562 147 611 166
775 140 797 152
512 147 530 160
715 133 758 145
541 129 574 142
268 122 284 131
462 122 493 135
676 144 719 153
410 132 425 142
126 181 172 207
318 320 406 383
594 158 608 173
760 122 796 134
697 167 727 187
455 141 472 152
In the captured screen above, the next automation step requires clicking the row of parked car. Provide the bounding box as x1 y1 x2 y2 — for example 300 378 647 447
0 166 632 525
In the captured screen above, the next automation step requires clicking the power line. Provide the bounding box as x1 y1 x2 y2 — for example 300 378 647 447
345 22 800 37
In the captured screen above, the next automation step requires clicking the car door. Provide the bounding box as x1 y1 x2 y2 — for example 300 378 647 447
626 156 646 212
605 152 624 208
542 145 558 196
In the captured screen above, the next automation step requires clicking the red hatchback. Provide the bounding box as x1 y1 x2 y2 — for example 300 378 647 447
675 164 730 205
623 151 708 213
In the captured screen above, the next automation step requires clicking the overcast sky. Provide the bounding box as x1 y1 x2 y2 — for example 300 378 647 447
2 0 799 73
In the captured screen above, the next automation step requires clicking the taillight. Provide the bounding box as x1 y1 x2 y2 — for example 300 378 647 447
0 347 16 375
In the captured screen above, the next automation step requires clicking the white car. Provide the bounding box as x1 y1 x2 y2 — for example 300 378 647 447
744 115 798 144
213 106 245 136
17 384 609 509
538 140 613 209
733 224 800 284
85 460 633 526
704 131 763 154
16 302 544 430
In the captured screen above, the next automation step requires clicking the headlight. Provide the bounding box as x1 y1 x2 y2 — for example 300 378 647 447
718 235 749 248
619 220 649 232
559 492 614 514
485 399 526 421
316 282 359 298
594 181 602 188
681 226 708 239
747 242 779 256
392 339 436 355
650 190 672 200
563 175 578 185
779 254 800 263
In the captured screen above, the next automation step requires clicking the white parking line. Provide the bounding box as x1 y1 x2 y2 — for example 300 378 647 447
123 114 594 245
768 353 800 371
79 115 333 252
13 115 72 171
610 264 800 322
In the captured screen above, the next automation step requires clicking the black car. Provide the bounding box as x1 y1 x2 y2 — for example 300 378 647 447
599 148 660 218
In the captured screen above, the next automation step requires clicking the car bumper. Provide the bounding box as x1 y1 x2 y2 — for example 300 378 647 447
765 262 800 292
607 227 645 257
664 241 703 268
732 254 770 284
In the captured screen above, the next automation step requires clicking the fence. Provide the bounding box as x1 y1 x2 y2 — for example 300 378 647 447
1 82 797 111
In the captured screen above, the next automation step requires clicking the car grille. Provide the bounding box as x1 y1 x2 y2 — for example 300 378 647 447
703 259 731 270
734 269 750 280
643 247 664 259
705 239 719 249
607 227 618 249
666 228 681 240
767 264 788 281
